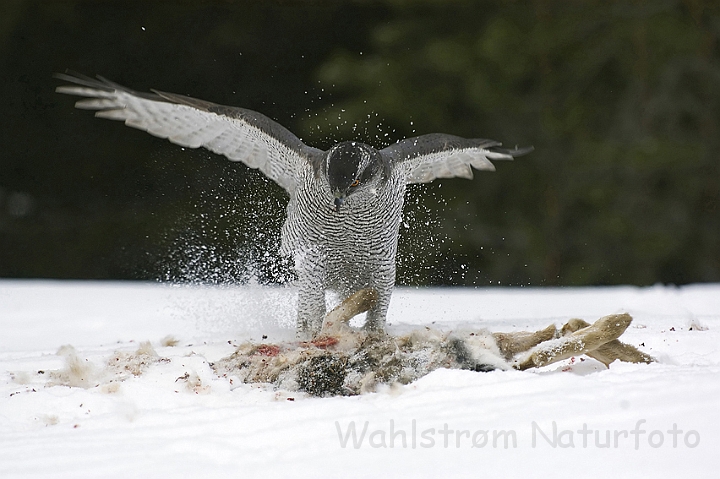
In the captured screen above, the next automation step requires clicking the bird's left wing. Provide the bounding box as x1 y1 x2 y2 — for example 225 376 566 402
381 133 532 184
55 72 323 194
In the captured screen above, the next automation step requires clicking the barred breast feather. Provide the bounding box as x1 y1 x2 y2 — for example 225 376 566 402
282 164 406 331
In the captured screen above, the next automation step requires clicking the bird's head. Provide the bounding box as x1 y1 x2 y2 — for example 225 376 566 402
324 141 385 212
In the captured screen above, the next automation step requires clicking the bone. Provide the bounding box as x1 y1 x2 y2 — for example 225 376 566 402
560 318 655 366
514 313 634 370
493 324 558 360
321 288 378 334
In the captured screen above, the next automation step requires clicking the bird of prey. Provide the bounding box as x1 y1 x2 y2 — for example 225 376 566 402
55 72 532 339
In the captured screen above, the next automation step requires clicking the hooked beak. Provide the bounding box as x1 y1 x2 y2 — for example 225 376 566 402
334 196 345 212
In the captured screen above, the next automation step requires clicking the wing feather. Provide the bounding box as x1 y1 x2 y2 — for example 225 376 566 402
55 72 323 193
381 133 532 184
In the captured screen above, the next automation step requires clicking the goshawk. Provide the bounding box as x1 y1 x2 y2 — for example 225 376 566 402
56 72 531 338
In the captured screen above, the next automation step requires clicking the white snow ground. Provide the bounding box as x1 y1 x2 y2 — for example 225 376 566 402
0 280 718 478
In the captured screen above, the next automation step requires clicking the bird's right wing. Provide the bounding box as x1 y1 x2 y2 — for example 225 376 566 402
55 72 323 194
381 133 532 184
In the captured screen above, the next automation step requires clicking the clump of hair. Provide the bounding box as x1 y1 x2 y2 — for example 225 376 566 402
296 353 349 397
107 341 160 379
45 341 165 391
47 345 99 389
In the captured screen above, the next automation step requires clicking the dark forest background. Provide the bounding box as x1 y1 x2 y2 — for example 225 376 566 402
1 0 718 286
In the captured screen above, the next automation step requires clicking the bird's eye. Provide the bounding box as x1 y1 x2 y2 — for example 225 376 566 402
351 179 360 187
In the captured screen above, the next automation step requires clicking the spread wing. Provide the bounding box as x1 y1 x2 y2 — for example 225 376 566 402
55 72 323 194
381 133 532 184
